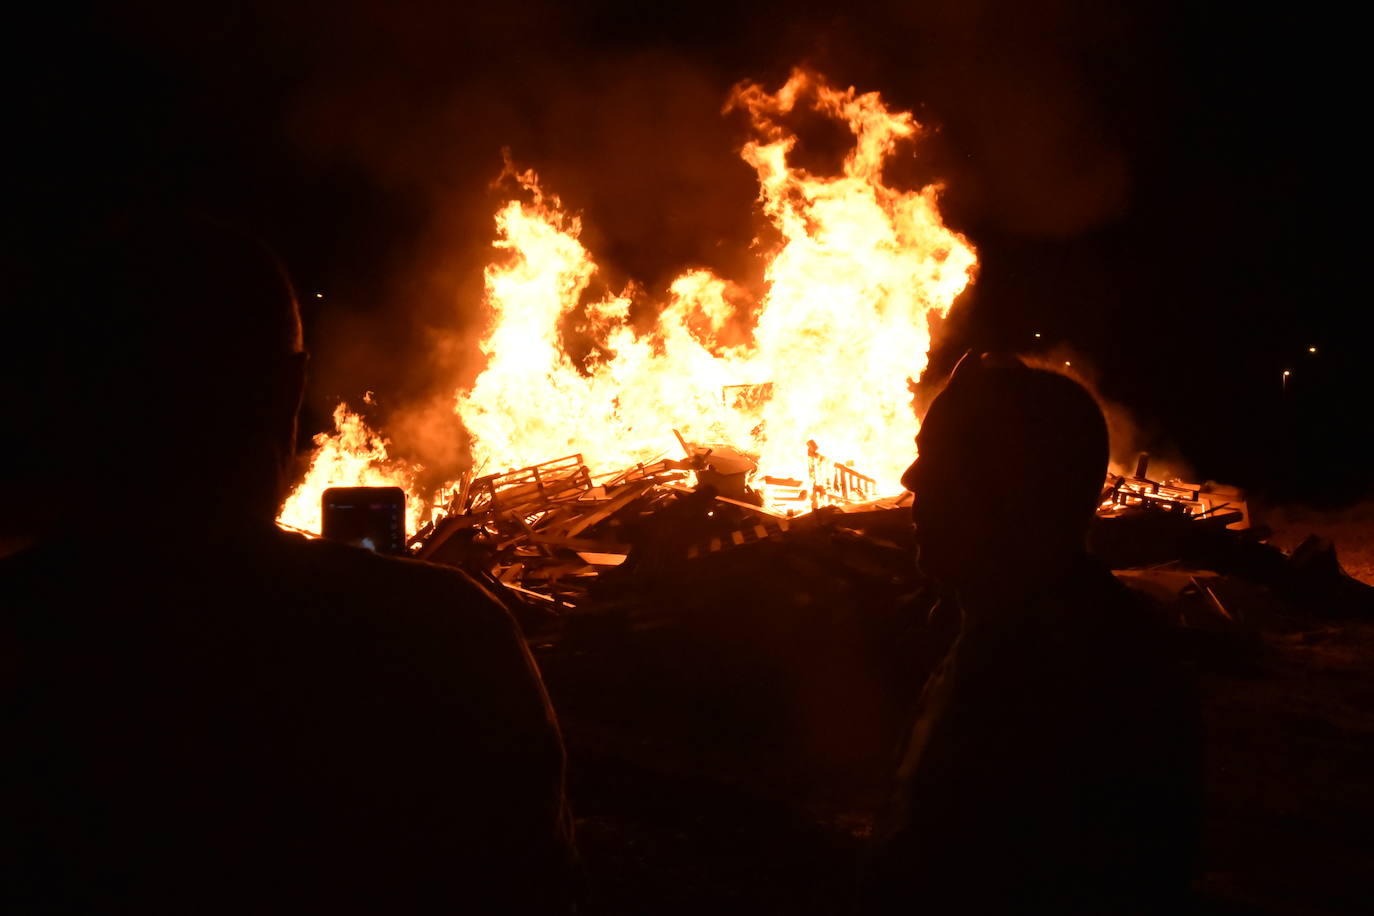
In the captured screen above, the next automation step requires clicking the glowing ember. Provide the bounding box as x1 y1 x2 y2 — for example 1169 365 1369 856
280 69 977 529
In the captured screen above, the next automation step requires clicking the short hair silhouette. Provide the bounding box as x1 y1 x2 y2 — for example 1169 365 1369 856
904 354 1109 584
21 207 307 527
924 356 1108 521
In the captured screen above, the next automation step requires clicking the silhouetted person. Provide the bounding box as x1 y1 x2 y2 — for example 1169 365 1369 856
2 210 578 913
863 355 1201 914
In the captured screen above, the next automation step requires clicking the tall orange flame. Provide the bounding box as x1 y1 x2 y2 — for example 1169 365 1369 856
280 69 976 532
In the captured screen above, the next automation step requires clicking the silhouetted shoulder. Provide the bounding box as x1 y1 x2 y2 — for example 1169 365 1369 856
288 531 557 710
2 529 576 914
281 530 518 632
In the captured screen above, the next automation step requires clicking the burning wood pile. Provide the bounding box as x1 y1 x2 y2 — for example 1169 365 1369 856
399 435 1354 636
277 71 978 547
272 69 1369 630
260 68 1372 816
1099 453 1248 528
406 439 907 621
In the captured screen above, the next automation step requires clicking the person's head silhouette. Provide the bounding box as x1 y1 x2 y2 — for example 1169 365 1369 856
12 207 307 538
902 353 1108 602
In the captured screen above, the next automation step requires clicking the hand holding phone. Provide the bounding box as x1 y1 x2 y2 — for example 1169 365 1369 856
321 486 407 556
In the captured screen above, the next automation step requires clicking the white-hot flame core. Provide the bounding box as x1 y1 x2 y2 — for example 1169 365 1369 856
458 70 976 490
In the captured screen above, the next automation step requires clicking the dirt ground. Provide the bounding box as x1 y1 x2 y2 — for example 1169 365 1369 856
1195 621 1374 914
1264 501 1374 586
1188 502 1374 915
552 503 1374 915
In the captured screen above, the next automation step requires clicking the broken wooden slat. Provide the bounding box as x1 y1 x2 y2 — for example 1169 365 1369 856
555 481 654 539
714 495 789 519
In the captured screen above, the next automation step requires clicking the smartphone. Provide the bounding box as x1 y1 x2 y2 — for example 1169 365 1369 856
321 486 407 556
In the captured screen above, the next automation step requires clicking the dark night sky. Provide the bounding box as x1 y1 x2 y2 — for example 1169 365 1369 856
8 1 1369 504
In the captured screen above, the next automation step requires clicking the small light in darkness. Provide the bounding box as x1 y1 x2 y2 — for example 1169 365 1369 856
1034 332 1042 338
1064 361 1072 367
315 291 324 299
1308 346 1317 354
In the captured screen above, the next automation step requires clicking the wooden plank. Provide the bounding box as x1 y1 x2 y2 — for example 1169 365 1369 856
499 582 560 604
714 495 789 519
557 481 653 539
522 562 596 579
576 551 629 567
412 513 481 560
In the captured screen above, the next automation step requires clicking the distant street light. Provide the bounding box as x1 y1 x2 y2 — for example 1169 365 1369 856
1282 369 1292 392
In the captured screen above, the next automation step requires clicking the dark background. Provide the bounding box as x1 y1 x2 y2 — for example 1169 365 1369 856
8 1 1368 504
